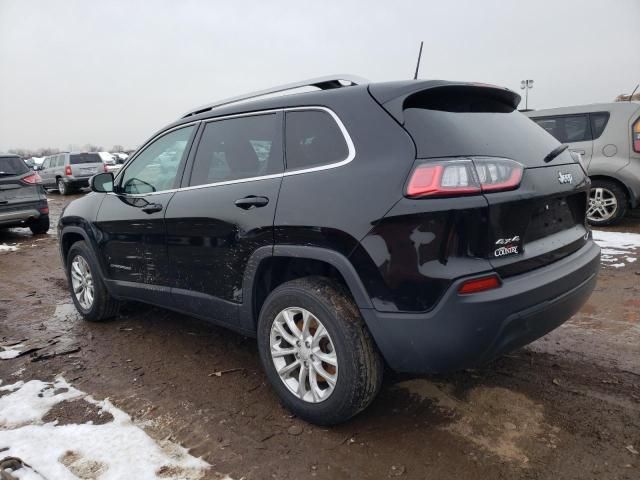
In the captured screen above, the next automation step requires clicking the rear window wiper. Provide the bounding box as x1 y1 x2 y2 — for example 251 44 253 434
543 144 568 163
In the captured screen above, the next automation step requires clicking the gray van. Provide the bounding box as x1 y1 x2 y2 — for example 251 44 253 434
526 102 640 225
39 152 106 195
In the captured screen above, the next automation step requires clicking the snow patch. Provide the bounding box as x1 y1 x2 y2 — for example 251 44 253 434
0 344 23 360
0 377 212 479
0 243 18 253
592 230 640 268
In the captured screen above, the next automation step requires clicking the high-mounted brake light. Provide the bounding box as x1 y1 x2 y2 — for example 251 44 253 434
21 172 42 185
633 117 640 153
65 165 72 176
406 157 523 198
458 275 501 295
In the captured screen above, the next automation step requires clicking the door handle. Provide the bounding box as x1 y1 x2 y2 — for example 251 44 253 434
570 149 586 155
141 203 163 214
234 195 269 210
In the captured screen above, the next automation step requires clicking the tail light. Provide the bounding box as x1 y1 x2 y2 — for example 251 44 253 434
103 163 109 172
458 275 501 295
21 172 43 185
633 117 640 153
65 165 72 176
406 157 523 198
39 206 49 214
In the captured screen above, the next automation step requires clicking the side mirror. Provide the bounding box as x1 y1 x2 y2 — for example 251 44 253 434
90 172 114 193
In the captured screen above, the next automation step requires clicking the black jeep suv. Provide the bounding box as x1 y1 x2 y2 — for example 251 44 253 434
58 76 600 424
0 154 50 235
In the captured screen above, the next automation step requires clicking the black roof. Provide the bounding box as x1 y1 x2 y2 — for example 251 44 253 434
153 78 520 142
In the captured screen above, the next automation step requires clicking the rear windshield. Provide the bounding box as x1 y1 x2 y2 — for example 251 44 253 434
70 153 102 164
403 90 560 167
0 156 29 175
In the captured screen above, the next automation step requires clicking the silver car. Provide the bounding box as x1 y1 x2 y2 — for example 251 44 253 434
526 102 640 225
38 152 106 195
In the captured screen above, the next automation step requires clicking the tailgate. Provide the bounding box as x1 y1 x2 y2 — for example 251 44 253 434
485 163 589 277
371 81 592 277
0 180 41 213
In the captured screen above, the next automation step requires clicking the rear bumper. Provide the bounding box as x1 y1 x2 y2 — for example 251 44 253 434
64 177 90 188
361 240 601 373
0 208 44 228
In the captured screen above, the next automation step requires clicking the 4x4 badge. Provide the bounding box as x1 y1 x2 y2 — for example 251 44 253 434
494 236 521 257
558 171 573 184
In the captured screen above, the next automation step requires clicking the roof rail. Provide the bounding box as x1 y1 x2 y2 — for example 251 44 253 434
181 74 369 118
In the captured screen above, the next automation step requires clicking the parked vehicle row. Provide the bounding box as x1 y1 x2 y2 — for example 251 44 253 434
58 76 600 424
526 102 640 225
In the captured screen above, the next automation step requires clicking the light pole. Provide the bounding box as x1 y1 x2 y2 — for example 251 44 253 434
520 79 534 110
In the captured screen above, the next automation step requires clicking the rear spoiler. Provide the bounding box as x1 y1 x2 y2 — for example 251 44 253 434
368 80 521 124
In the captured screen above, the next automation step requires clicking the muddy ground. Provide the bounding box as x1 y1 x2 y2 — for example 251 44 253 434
1 192 639 480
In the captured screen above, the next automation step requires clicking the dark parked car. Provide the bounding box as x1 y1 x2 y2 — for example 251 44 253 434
0 154 50 234
58 76 600 424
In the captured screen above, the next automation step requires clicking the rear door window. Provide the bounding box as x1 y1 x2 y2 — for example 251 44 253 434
0 157 29 176
533 115 592 143
189 113 283 186
70 153 102 164
589 112 610 139
285 110 349 171
564 115 590 142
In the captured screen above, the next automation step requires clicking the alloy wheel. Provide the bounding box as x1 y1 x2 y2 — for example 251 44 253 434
587 187 617 223
71 255 94 310
269 307 338 403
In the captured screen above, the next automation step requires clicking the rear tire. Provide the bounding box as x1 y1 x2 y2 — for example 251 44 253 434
29 215 50 235
66 241 119 322
588 179 627 226
257 276 383 425
57 178 68 196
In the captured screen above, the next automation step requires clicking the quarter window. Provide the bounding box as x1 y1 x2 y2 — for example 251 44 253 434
590 112 610 139
120 125 194 194
189 114 282 186
285 110 349 171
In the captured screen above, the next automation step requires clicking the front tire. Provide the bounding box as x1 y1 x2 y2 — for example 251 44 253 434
257 276 383 425
29 215 50 235
66 241 119 322
57 178 68 195
588 179 627 226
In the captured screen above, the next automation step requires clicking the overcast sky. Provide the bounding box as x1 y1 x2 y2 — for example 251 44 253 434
1 0 638 152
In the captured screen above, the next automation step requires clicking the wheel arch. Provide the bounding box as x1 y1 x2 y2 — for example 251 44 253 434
59 226 108 280
241 246 373 332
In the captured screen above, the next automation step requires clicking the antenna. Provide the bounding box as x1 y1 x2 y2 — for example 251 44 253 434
413 41 424 80
629 84 639 102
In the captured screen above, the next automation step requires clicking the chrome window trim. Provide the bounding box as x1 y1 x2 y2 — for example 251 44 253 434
111 106 355 197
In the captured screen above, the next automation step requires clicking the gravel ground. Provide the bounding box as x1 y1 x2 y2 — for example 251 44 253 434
1 192 639 480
